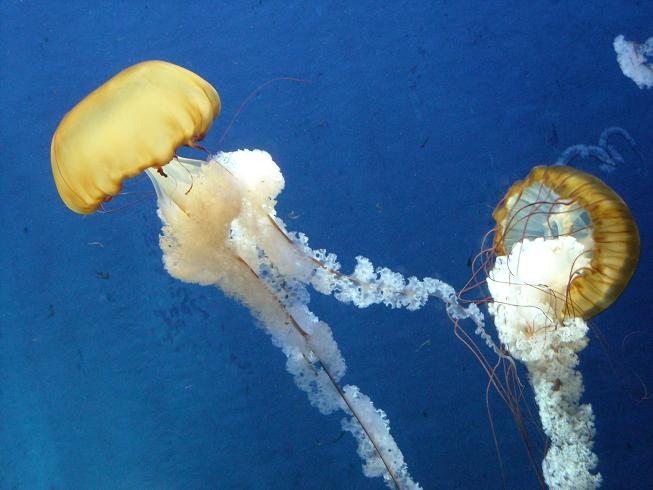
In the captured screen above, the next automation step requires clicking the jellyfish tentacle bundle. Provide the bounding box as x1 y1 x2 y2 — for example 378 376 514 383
487 238 601 489
146 151 422 490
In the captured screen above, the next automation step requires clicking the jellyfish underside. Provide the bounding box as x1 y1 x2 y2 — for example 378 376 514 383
492 165 640 321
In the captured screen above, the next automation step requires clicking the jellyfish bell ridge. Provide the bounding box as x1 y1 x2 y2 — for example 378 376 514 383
50 60 220 215
492 165 640 320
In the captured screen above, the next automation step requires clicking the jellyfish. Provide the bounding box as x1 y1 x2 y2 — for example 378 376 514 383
554 127 641 173
613 35 653 89
51 60 220 214
53 60 498 489
478 165 640 489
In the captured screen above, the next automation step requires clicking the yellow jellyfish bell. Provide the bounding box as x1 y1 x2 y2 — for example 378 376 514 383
51 60 220 214
492 165 640 320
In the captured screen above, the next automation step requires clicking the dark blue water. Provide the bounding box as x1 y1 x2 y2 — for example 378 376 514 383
1 1 651 489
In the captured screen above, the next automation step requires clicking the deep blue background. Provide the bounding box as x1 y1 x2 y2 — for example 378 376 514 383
1 1 651 489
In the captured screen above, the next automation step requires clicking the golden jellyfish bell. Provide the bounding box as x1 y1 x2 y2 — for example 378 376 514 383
51 60 220 214
493 165 640 320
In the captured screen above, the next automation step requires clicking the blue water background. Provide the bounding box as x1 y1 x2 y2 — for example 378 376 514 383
1 1 651 489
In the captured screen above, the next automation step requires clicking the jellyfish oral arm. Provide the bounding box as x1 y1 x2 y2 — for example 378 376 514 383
487 237 602 489
244 254 416 490
146 150 422 490
264 214 494 352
